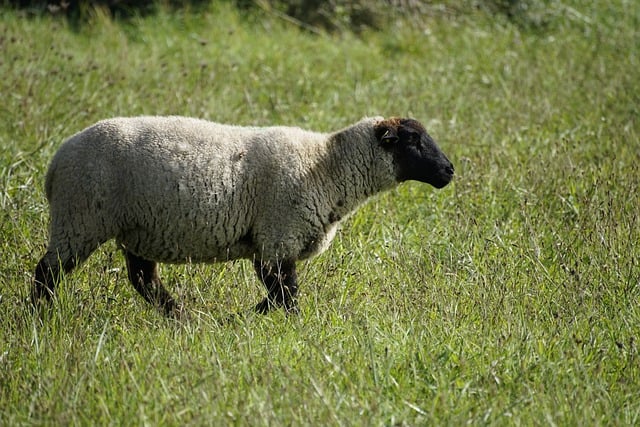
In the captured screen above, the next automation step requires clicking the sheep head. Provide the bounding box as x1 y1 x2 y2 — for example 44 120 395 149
374 117 454 188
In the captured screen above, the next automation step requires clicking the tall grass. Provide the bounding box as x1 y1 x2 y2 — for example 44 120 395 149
1 1 639 424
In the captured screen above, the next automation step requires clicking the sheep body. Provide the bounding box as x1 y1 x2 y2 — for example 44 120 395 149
45 116 392 264
34 115 454 315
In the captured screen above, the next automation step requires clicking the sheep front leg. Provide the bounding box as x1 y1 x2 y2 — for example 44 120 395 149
124 251 180 318
253 259 299 314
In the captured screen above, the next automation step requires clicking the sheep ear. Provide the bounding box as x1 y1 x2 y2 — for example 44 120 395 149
380 128 399 146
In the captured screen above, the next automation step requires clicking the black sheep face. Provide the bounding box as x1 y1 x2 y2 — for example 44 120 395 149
375 118 454 188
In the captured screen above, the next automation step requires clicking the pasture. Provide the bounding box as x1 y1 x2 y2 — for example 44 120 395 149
1 1 638 424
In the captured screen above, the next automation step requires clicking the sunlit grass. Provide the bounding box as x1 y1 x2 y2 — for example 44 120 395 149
1 1 639 425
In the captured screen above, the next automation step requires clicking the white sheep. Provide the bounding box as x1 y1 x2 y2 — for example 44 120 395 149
32 116 454 316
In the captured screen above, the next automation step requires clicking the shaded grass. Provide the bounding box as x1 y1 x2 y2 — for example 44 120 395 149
1 1 639 425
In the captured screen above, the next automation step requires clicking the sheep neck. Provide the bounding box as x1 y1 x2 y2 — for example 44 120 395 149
314 124 396 219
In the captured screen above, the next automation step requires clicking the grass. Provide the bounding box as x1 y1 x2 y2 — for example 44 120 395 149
1 1 639 425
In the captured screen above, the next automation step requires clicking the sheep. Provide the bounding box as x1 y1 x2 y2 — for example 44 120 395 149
32 116 454 317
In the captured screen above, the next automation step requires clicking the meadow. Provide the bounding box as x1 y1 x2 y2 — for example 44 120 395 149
1 1 638 425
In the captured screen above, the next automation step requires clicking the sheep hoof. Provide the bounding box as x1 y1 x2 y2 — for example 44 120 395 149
254 297 299 315
164 302 188 320
286 307 300 316
254 298 276 314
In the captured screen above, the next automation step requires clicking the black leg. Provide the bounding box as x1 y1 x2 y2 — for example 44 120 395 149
253 259 299 314
32 252 76 305
124 251 180 317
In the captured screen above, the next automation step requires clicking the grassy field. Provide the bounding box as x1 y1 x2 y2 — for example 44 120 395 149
1 1 639 425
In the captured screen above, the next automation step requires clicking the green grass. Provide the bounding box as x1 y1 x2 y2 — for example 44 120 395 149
1 1 639 425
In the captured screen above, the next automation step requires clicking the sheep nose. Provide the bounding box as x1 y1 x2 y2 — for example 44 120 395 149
445 163 454 175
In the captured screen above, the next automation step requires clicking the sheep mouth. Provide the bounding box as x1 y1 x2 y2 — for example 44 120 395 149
432 176 453 189
432 166 454 189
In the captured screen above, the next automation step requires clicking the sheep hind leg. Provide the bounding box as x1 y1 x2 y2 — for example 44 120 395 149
124 251 180 318
32 251 77 305
253 259 299 315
